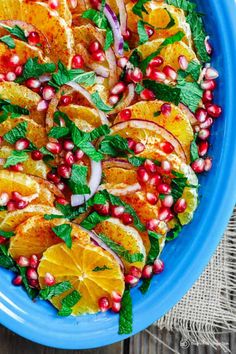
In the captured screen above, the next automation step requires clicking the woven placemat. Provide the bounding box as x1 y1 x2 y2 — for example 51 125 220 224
148 209 236 353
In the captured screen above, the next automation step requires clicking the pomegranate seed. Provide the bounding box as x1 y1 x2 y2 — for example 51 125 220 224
25 78 41 89
205 67 219 80
198 128 210 140
146 192 158 205
98 297 110 312
92 50 105 62
160 141 174 154
9 54 20 66
207 104 222 118
123 29 131 40
117 56 128 69
122 213 133 225
204 157 212 171
37 100 48 111
59 95 72 106
153 259 164 274
111 291 122 302
16 256 30 267
201 80 216 90
163 65 177 81
157 183 171 195
11 192 24 202
109 94 119 105
15 65 23 76
90 0 100 9
144 159 157 173
56 182 66 191
137 167 149 183
72 54 84 69
0 136 3 146
161 103 171 116
9 163 23 172
125 69 133 83
174 198 187 213
191 158 205 173
161 160 171 173
203 90 213 103
47 171 61 184
110 82 126 95
140 88 155 100
130 67 143 83
57 164 71 179
129 266 142 279
0 192 10 206
124 274 139 287
0 236 6 244
42 86 55 101
64 151 75 166
198 141 209 157
46 142 62 154
29 255 39 269
88 41 101 53
74 149 84 161
7 201 17 211
148 69 166 82
205 37 212 55
27 268 38 280
162 195 174 208
16 200 28 210
195 108 207 123
158 207 170 221
145 25 155 38
0 74 6 82
120 109 131 121
149 56 163 68
112 301 121 313
111 205 125 218
44 272 55 286
94 202 110 216
48 0 59 10
12 275 23 286
127 138 136 149
200 117 213 129
149 174 161 187
28 31 40 45
178 55 188 70
29 279 39 288
6 72 16 81
56 197 68 206
142 265 153 279
146 218 159 231
31 150 43 161
15 138 30 151
63 140 74 151
134 142 145 154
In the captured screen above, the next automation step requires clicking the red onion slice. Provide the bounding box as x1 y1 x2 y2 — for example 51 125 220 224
84 229 124 272
71 157 102 207
98 183 141 196
105 47 118 87
103 4 124 56
115 0 127 35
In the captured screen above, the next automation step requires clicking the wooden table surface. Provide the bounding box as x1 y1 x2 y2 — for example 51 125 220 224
0 324 234 353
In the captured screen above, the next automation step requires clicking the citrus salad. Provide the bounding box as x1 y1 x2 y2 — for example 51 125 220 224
0 0 221 334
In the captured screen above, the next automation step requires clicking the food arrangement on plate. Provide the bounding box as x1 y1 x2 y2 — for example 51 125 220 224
0 0 222 334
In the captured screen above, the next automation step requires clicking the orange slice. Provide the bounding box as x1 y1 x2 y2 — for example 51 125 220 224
0 170 39 197
38 242 125 315
59 105 104 128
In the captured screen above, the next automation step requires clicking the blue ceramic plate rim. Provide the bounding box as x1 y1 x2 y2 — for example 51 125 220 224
0 0 236 349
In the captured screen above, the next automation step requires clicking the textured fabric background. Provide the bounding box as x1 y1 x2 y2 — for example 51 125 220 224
152 209 236 353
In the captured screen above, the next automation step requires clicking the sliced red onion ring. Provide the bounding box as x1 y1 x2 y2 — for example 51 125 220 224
84 229 124 272
66 81 110 125
103 4 124 56
98 183 141 196
105 47 118 87
71 157 102 207
115 0 127 35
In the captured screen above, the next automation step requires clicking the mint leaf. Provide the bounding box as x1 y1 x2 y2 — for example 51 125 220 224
39 281 72 300
137 20 149 44
48 126 70 139
166 222 182 241
171 176 188 202
135 83 144 94
58 290 81 317
79 141 104 162
3 121 27 144
1 100 29 117
128 156 145 167
52 224 72 249
91 92 112 112
0 24 27 41
178 60 201 82
165 0 196 11
99 135 130 157
129 49 142 67
132 0 151 18
119 289 133 334
0 247 17 271
39 146 55 158
18 266 39 299
104 28 114 50
177 78 203 112
89 124 110 140
58 306 72 317
190 135 199 162
82 9 108 28
69 165 90 195
4 150 28 168
139 278 151 294
80 212 109 230
0 230 15 238
92 265 112 272
0 35 15 49
143 80 181 105
17 58 56 84
147 231 161 264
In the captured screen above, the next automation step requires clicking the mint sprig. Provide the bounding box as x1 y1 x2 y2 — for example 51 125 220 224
119 289 133 334
52 224 72 249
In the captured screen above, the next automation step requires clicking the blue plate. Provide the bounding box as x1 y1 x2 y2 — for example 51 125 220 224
0 0 236 349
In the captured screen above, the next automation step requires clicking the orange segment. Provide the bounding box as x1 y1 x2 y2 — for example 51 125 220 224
0 170 39 197
9 216 90 259
38 242 125 315
115 100 194 162
94 218 146 272
59 105 104 128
